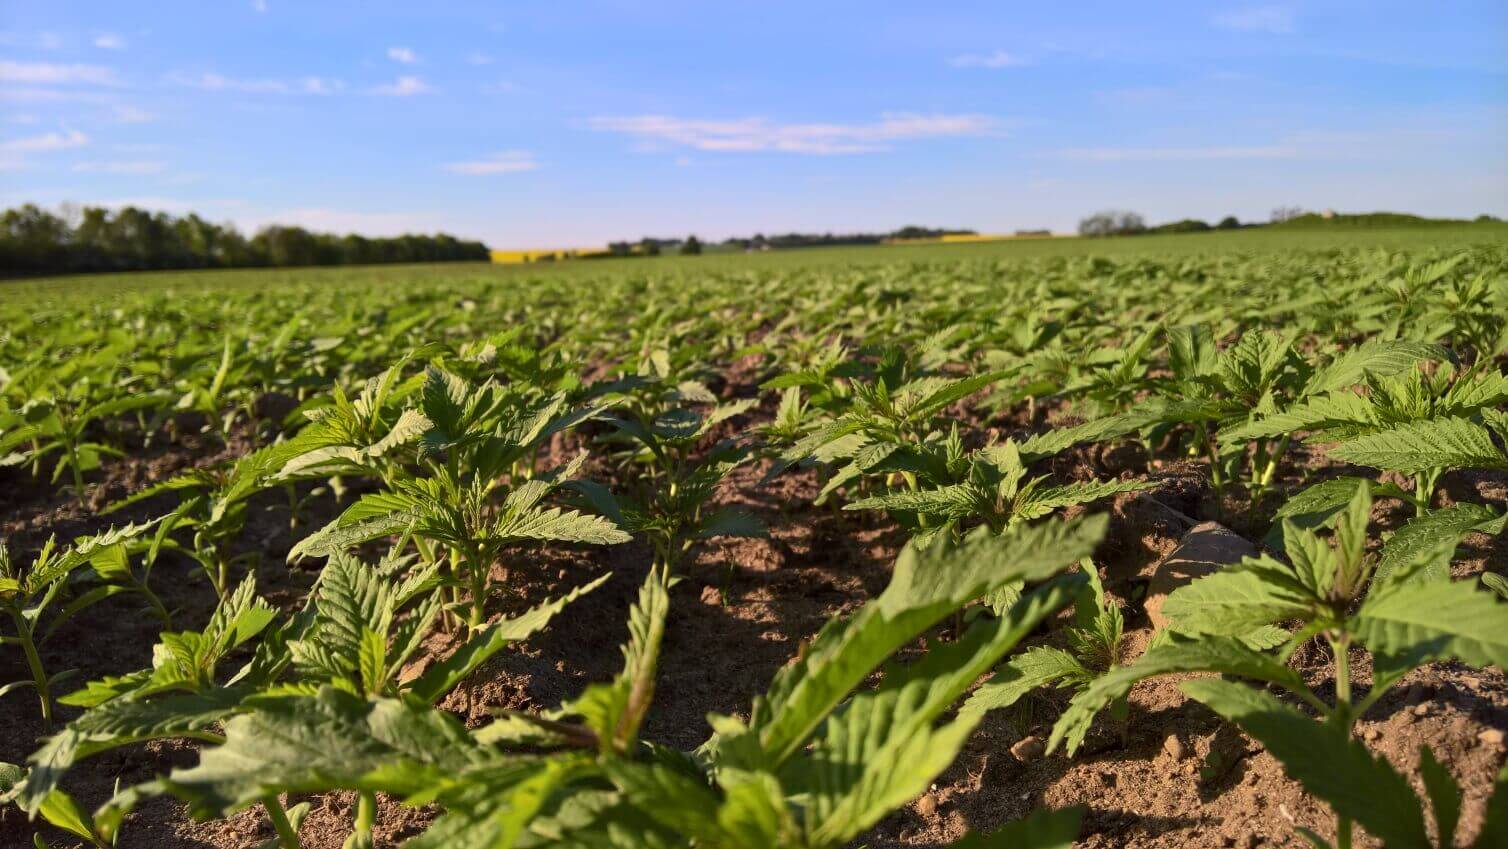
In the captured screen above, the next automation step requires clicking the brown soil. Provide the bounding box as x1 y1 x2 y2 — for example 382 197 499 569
2 388 1505 849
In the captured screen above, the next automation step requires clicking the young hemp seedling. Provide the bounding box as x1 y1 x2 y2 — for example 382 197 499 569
577 374 765 590
1226 362 1508 517
1047 482 1508 848
106 438 315 600
98 516 1107 849
0 390 165 500
843 433 1152 547
5 545 606 849
291 366 626 632
0 522 159 728
961 559 1134 745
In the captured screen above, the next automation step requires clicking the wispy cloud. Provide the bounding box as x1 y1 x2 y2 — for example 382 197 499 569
1094 87 1180 107
371 75 432 96
588 112 998 155
93 33 126 50
170 72 344 95
1 128 88 169
387 46 418 64
1054 144 1299 161
467 52 494 66
947 50 1029 69
73 160 167 175
0 61 120 86
301 77 343 95
1 129 89 153
1211 7 1294 34
252 0 268 12
113 105 155 123
0 88 118 104
1 32 67 50
443 150 538 175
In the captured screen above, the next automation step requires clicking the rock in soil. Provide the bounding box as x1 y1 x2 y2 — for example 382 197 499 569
1163 733 1186 760
1010 735 1046 762
1145 521 1257 631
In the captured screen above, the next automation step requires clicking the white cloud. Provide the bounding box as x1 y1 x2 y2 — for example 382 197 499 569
588 112 998 155
171 72 282 93
371 75 432 96
947 50 1029 69
443 150 538 175
72 160 167 175
0 32 65 50
387 46 418 64
0 129 88 170
253 0 268 12
0 88 117 104
0 61 120 86
1055 145 1299 161
1212 7 1294 34
300 76 344 95
113 105 155 123
0 129 89 153
170 72 343 94
467 52 494 65
94 33 126 50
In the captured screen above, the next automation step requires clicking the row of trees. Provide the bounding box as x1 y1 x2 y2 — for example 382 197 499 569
602 226 978 258
0 204 490 277
1077 210 1254 237
726 226 974 250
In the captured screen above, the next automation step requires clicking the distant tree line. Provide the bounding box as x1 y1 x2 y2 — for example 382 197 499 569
601 225 977 258
0 203 490 277
725 225 975 251
1078 209 1263 237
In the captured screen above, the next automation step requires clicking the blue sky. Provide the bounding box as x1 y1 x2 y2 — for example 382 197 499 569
2 1 1505 248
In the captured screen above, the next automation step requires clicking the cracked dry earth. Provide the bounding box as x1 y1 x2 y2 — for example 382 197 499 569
2 389 1506 849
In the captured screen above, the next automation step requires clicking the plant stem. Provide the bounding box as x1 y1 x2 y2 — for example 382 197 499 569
467 550 488 633
66 439 86 500
1329 633 1354 849
1201 424 1226 507
1329 634 1352 718
9 608 51 729
137 579 172 629
263 795 301 849
1413 469 1440 518
349 790 376 849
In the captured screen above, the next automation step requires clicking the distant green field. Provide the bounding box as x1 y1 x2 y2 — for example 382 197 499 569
7 222 1505 307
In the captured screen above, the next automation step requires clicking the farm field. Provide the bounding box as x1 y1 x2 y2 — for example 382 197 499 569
2 224 1508 849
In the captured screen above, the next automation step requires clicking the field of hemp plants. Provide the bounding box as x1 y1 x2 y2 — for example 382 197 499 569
2 227 1507 848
